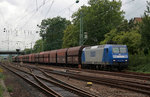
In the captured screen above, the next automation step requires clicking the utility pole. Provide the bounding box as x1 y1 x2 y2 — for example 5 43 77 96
16 49 20 63
31 43 32 53
24 46 26 54
8 30 9 51
42 37 44 51
76 0 88 46
3 28 10 51
79 11 84 46
76 0 84 46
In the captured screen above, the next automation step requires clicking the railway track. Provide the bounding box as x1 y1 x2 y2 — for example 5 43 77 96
1 63 98 97
23 64 150 96
1 64 61 97
38 64 150 81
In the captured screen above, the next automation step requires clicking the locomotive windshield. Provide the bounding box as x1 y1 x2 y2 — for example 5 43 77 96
120 47 127 53
113 47 127 53
112 47 119 53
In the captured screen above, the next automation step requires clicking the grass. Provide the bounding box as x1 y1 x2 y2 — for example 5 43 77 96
0 85 4 97
0 68 6 97
0 70 4 97
0 73 4 80
7 86 13 93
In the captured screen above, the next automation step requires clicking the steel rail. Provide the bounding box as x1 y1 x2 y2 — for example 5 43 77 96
37 66 150 86
6 64 63 97
39 69 99 97
4 64 98 97
39 67 150 95
10 63 150 95
1 64 60 97
38 65 150 81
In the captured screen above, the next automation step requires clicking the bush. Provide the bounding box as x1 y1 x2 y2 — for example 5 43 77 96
128 52 150 73
0 73 4 79
0 85 4 97
7 86 13 93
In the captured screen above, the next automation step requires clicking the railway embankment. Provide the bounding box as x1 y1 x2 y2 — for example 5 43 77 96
0 68 11 97
0 63 48 97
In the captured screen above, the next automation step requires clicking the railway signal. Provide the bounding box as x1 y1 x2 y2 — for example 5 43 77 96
76 0 79 3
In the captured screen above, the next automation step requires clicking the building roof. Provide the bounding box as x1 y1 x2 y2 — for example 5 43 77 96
133 17 142 23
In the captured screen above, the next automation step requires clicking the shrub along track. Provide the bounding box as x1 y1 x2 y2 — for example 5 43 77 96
21 64 150 96
1 63 98 97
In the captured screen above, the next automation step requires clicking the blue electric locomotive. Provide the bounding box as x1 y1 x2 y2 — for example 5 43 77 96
81 44 128 70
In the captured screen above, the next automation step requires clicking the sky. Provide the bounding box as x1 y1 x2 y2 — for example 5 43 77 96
0 0 148 51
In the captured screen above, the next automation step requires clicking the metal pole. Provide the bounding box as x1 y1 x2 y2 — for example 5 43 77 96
31 43 32 53
42 38 44 51
79 11 83 46
81 12 83 45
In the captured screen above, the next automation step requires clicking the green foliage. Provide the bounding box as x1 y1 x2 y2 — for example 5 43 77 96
128 53 150 73
24 48 32 54
33 39 43 53
114 31 141 54
140 2 150 49
0 73 4 79
7 86 13 93
0 85 4 97
62 24 79 48
63 0 124 46
38 16 70 50
101 19 141 54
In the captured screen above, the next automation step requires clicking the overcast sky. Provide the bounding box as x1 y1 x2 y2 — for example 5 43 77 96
0 0 148 51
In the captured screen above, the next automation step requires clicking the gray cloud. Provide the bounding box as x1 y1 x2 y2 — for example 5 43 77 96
0 0 148 51
122 0 147 19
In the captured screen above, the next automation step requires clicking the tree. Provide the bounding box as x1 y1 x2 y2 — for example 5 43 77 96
62 24 79 48
33 39 43 53
63 0 124 47
101 20 141 54
38 16 70 50
24 48 32 54
140 1 150 50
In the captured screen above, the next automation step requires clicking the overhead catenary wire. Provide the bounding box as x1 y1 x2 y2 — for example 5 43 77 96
125 3 146 18
14 0 50 29
1 0 49 51
0 9 5 24
11 0 44 50
2 0 146 51
12 0 35 27
43 0 46 6
44 0 55 19
123 0 135 6
56 2 76 16
36 0 39 11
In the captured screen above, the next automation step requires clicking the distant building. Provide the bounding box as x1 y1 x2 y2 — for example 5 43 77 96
133 17 142 24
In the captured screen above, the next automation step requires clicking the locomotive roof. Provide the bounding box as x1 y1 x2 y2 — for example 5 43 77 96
83 44 127 50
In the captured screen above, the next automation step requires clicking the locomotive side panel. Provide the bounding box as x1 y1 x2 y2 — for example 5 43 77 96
82 45 105 64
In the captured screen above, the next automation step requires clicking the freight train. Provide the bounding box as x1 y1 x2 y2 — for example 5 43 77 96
12 44 129 71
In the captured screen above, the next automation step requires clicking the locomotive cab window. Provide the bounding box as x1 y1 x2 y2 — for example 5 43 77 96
120 47 127 53
113 47 127 53
112 47 119 53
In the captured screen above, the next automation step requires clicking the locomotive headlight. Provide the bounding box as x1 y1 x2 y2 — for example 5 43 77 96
113 60 116 62
125 60 128 61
